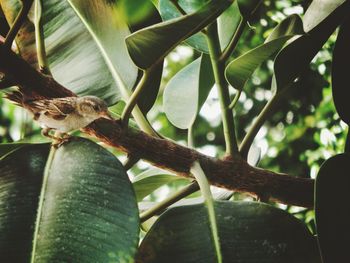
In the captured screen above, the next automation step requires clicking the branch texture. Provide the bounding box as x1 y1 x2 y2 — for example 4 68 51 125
0 43 314 207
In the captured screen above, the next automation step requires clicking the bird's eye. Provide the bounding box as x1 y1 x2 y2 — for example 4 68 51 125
93 105 100 111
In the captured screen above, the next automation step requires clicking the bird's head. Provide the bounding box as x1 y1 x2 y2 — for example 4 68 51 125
77 96 112 120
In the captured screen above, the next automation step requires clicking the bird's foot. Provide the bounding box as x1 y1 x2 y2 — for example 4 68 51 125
52 133 72 148
41 128 71 148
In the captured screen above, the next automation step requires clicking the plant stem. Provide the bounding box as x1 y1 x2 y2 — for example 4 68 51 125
34 0 51 75
121 67 154 128
190 161 222 263
188 124 194 148
31 145 56 263
239 88 290 159
140 181 199 222
4 0 33 50
123 154 140 171
220 17 246 62
206 22 238 155
229 89 242 110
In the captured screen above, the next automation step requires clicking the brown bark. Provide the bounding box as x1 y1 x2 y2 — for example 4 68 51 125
0 43 314 207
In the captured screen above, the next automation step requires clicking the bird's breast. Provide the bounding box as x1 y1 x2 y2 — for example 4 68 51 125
37 113 96 132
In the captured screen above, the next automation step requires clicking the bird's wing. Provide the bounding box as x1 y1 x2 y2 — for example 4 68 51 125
28 97 76 120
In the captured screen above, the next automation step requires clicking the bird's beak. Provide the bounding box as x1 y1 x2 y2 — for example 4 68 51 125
100 111 113 120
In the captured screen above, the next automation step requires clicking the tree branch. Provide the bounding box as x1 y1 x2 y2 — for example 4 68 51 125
0 43 314 208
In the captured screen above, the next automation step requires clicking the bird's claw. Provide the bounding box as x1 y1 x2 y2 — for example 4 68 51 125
52 136 72 148
41 128 72 148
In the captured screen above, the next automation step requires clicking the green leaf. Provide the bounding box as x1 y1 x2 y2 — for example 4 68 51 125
0 0 138 105
303 0 347 32
331 17 350 124
126 0 233 69
158 0 240 53
315 153 350 262
225 14 303 91
119 0 155 25
273 1 349 92
30 138 139 262
133 168 189 202
0 144 50 262
65 0 138 102
137 201 320 263
164 54 214 129
0 142 29 159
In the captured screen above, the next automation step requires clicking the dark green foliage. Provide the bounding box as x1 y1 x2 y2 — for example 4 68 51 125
315 153 350 262
137 201 320 263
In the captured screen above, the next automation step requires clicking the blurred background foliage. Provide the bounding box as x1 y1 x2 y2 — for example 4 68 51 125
0 0 347 233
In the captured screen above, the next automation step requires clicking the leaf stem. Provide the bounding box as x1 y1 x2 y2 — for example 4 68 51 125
219 17 246 62
140 181 199 222
4 0 33 50
190 161 222 263
34 0 51 75
188 125 194 148
31 145 57 263
229 89 242 110
206 22 238 155
239 86 291 159
121 67 154 128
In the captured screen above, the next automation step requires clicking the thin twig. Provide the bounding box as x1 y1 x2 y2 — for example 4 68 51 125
121 67 154 128
140 181 199 222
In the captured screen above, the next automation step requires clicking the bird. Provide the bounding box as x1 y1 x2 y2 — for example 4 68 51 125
6 92 113 146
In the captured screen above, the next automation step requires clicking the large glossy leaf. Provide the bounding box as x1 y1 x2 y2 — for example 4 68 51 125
125 0 233 69
273 0 349 92
0 139 140 262
163 54 214 129
331 17 350 124
315 153 350 262
0 144 49 262
0 142 29 159
225 14 303 91
158 0 240 53
303 0 347 32
0 0 138 105
31 138 139 262
137 201 320 263
133 168 189 202
63 0 137 101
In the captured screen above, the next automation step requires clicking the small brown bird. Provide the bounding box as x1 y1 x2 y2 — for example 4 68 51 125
7 93 112 144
